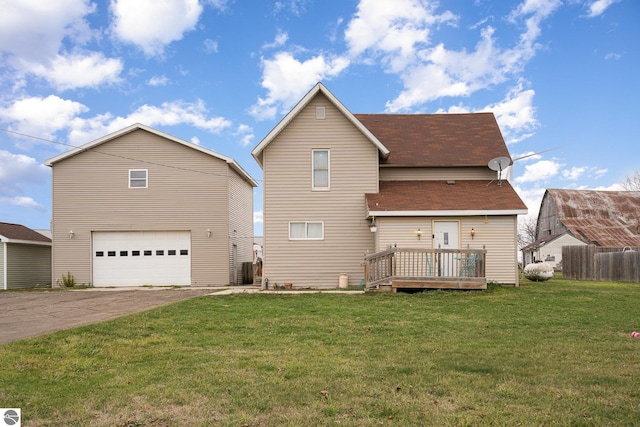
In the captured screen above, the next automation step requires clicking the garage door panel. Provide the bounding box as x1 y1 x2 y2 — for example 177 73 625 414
93 231 191 286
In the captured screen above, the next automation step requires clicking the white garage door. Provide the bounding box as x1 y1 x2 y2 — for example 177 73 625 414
93 231 191 286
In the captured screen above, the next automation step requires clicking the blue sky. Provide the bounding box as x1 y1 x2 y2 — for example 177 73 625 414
1 0 637 236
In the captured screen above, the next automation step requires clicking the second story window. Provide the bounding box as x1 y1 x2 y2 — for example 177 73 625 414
129 169 148 188
312 149 329 190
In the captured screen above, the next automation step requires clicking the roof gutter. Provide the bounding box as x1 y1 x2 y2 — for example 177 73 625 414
367 209 528 217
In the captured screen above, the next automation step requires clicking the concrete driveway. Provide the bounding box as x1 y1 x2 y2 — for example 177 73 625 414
0 287 215 345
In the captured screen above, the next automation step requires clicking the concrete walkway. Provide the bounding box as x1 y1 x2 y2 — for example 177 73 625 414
0 287 364 344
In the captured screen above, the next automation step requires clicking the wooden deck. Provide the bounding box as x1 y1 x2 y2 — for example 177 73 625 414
364 247 487 292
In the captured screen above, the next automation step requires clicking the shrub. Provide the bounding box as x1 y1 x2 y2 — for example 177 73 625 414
61 272 75 288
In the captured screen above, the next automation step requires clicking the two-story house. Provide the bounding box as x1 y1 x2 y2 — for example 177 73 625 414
46 123 257 287
252 83 527 289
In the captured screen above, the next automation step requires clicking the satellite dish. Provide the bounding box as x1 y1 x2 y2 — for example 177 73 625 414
487 156 512 186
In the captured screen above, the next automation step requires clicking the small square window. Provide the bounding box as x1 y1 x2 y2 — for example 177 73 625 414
108 251 116 257
168 250 176 255
180 249 188 255
120 251 128 256
156 250 164 256
96 251 104 257
144 250 152 256
129 169 148 188
132 250 140 256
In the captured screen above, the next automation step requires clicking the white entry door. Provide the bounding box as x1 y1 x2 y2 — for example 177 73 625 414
433 221 459 250
433 221 459 276
92 231 191 286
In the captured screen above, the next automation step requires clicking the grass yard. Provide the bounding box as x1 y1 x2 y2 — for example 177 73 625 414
1 278 639 426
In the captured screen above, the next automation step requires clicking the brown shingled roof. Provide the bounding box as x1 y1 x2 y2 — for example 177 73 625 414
366 180 527 213
547 189 640 247
355 113 511 167
0 222 51 243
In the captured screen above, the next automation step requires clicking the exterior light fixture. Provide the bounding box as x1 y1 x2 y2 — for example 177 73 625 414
69 230 74 239
416 228 422 240
206 229 211 238
369 217 377 233
470 228 476 239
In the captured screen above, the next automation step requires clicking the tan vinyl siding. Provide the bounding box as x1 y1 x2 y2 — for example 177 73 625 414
376 215 519 285
228 168 254 284
463 216 519 285
380 167 496 181
5 243 52 289
51 129 232 286
262 93 378 288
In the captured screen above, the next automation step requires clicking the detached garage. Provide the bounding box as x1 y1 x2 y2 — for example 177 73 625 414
45 124 257 287
0 222 52 290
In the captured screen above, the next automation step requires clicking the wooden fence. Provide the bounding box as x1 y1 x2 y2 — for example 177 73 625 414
562 245 640 282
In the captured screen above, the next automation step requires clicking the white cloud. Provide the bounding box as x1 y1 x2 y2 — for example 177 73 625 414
345 0 457 72
262 31 289 50
29 53 123 91
0 0 95 63
274 0 308 16
512 184 546 218
68 99 233 144
110 0 203 56
484 82 537 144
562 166 608 181
0 196 46 211
235 124 255 147
605 52 621 61
204 39 219 53
585 0 620 17
254 210 263 224
375 0 560 112
250 52 350 120
515 159 563 183
0 151 49 212
0 150 49 186
0 0 123 90
148 75 170 86
0 95 233 147
0 95 89 141
562 166 587 180
435 82 538 145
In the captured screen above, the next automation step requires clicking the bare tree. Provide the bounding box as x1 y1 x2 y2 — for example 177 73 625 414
622 170 640 191
518 216 538 249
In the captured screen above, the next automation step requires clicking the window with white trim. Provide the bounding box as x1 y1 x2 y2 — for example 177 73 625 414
129 169 148 188
312 149 329 190
289 221 324 240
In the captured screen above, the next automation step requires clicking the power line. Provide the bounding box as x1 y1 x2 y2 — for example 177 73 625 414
1 127 263 182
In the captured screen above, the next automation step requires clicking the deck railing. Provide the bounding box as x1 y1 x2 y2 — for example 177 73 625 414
364 247 487 290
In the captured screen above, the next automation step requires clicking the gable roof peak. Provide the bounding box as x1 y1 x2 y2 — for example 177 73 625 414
44 123 257 187
251 82 390 167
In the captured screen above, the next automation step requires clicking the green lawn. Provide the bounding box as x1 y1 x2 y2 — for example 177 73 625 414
1 278 639 426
